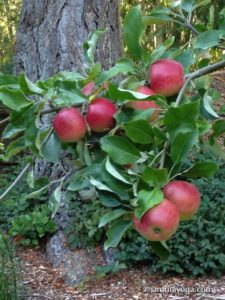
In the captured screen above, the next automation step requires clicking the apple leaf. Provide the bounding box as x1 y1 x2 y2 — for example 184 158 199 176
41 133 62 163
0 86 33 111
123 120 154 144
101 135 140 165
142 167 168 187
104 219 133 250
0 73 18 87
149 241 170 258
184 162 218 178
48 185 62 218
211 120 225 139
5 137 26 159
123 5 146 59
3 124 24 139
99 192 122 208
148 37 175 65
135 188 163 219
170 130 199 164
97 58 135 84
19 73 45 95
99 209 128 228
90 178 114 193
194 30 225 49
105 157 131 184
164 101 200 139
83 29 105 64
201 92 219 119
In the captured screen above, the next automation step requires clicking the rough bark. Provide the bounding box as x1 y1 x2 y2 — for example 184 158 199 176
14 0 123 81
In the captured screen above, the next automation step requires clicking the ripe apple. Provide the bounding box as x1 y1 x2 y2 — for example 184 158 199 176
82 81 95 96
149 59 184 97
53 108 86 142
126 86 160 122
163 180 201 220
86 97 117 132
133 198 180 241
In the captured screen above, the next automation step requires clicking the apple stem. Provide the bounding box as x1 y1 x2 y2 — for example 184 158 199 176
0 163 31 201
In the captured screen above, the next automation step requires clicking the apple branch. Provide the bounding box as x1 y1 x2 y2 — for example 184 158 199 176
176 60 225 106
0 117 9 126
40 103 84 115
0 163 31 201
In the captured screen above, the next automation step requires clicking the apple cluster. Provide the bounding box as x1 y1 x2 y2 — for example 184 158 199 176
52 58 185 142
52 58 198 243
134 180 201 241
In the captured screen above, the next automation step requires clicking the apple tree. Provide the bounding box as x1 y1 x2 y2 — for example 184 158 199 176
1 1 225 257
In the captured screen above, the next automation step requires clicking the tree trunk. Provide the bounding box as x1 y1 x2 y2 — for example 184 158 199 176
14 0 123 81
14 0 123 285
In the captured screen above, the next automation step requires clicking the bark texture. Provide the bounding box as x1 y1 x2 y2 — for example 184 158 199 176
15 0 123 81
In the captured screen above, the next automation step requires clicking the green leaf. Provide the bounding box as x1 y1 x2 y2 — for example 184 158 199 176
181 0 195 13
56 71 85 81
19 73 44 95
97 59 135 85
201 93 219 119
143 14 173 25
194 30 225 49
104 220 132 250
41 133 62 163
142 167 168 187
99 209 128 228
2 123 24 139
0 86 33 111
54 80 86 106
5 137 26 158
27 168 34 189
83 29 105 64
164 101 200 139
148 37 175 65
67 172 90 192
123 5 146 59
105 157 131 184
212 120 225 138
101 135 140 165
49 185 62 218
135 188 163 219
170 130 199 164
90 178 114 193
123 120 154 144
0 73 18 87
149 241 170 258
26 184 50 199
184 162 218 178
99 192 121 208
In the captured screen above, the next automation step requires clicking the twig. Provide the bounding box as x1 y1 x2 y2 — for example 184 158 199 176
0 116 9 126
0 163 30 200
40 103 83 115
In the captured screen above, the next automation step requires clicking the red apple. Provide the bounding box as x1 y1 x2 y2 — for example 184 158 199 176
133 198 180 241
53 108 86 142
163 180 201 220
126 86 160 122
149 59 184 97
86 97 117 132
82 81 95 96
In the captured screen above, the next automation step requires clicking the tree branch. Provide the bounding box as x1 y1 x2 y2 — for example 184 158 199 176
0 117 9 126
40 103 83 115
0 163 31 201
176 60 225 106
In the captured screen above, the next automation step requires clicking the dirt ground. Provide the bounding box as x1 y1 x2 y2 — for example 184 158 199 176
18 247 225 300
16 72 225 300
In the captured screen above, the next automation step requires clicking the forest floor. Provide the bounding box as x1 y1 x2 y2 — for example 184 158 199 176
17 72 225 300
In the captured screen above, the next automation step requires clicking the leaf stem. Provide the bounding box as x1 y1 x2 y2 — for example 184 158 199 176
0 163 31 201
